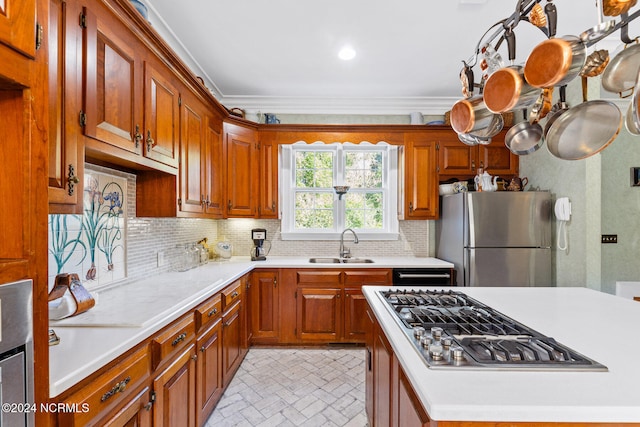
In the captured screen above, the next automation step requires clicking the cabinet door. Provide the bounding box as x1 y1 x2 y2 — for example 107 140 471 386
437 140 476 176
153 345 196 427
374 325 393 427
178 92 206 215
196 319 223 426
225 123 256 217
405 135 438 219
364 308 375 425
477 136 519 177
258 138 278 218
397 367 431 427
221 301 242 387
48 0 83 212
101 386 153 427
204 114 224 217
344 287 368 342
296 287 342 341
143 61 179 168
250 270 279 342
82 6 141 154
0 0 36 58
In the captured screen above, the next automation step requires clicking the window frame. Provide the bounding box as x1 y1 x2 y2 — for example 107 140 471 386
279 141 399 241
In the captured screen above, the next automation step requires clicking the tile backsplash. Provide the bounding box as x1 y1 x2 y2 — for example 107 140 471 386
48 164 431 292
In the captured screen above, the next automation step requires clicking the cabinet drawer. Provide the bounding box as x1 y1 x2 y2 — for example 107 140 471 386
151 314 195 370
296 270 342 286
344 270 392 285
222 280 242 308
59 346 150 427
195 293 222 332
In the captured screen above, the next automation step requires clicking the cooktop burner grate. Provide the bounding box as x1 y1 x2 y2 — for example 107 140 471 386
379 289 607 371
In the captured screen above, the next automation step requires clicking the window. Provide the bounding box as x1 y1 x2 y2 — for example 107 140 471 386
280 142 399 240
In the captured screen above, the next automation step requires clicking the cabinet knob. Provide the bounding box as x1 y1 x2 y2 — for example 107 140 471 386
273 277 277 287
228 200 232 211
472 160 476 170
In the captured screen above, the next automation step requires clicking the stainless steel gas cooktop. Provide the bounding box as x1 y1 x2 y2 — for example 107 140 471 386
379 289 607 371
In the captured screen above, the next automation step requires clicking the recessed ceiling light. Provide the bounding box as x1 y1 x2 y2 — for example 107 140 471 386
338 46 356 61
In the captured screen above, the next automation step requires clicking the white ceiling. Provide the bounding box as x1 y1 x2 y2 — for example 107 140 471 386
144 0 639 114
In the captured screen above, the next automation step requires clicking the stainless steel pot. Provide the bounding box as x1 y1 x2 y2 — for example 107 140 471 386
524 36 587 88
450 96 503 136
483 66 541 113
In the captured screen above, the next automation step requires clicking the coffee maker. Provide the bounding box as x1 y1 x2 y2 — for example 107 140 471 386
251 228 270 261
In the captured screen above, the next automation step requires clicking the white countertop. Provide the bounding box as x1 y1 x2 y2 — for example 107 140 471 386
364 286 640 423
49 256 450 397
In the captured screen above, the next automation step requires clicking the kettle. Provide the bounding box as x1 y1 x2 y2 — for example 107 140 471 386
475 171 498 192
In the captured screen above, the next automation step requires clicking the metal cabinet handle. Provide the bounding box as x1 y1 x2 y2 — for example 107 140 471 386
207 307 218 317
67 164 80 196
206 195 211 207
228 200 232 211
146 130 154 151
409 202 413 213
134 125 142 148
273 277 277 288
231 291 239 299
472 160 476 170
171 332 187 346
100 376 131 402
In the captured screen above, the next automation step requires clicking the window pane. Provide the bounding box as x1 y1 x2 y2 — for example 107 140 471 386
295 151 333 188
345 151 382 188
345 192 383 229
295 191 334 229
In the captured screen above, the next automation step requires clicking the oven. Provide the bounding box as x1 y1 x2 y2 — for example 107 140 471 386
392 268 454 286
0 279 34 426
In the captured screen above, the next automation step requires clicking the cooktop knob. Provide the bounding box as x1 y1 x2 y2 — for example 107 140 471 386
420 335 433 348
442 337 452 349
429 344 444 360
413 326 426 339
451 346 465 361
431 327 443 341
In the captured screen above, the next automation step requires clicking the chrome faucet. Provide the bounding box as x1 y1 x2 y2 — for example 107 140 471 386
339 228 359 259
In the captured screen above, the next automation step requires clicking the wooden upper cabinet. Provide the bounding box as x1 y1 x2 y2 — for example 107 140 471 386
143 61 179 168
404 133 438 220
82 5 141 155
437 130 518 179
48 0 83 213
224 122 257 217
258 138 278 218
204 114 224 218
0 0 36 58
179 91 206 215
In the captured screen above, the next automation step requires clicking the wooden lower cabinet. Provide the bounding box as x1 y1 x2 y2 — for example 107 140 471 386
101 386 153 427
250 270 280 343
222 301 243 387
297 287 343 341
152 345 197 427
368 303 432 427
195 319 223 426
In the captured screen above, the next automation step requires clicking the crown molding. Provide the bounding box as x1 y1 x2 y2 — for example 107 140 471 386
219 96 460 116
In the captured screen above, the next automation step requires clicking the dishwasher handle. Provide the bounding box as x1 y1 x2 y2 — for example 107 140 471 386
397 273 451 279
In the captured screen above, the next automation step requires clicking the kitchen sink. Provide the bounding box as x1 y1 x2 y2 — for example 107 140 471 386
309 257 342 263
341 258 374 263
308 257 374 264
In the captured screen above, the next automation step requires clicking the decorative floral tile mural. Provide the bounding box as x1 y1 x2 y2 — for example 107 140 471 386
48 170 127 290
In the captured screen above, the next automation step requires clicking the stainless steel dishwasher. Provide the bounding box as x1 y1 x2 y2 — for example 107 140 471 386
392 268 455 286
0 279 34 427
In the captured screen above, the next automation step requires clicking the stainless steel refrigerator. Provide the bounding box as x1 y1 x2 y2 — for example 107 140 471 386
436 192 552 287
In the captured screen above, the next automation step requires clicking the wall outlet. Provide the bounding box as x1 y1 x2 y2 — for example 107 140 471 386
601 234 618 244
